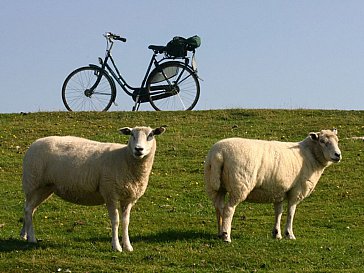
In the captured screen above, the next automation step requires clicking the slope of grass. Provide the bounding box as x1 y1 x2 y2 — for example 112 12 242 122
0 109 363 272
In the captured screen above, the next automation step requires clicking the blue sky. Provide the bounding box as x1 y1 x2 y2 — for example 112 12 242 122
1 1 364 113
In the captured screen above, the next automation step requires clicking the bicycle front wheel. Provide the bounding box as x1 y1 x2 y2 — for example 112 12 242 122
146 61 200 111
62 66 116 111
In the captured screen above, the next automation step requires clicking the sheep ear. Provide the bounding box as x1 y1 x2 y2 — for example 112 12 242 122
309 132 319 141
332 128 338 135
119 127 132 135
153 127 166 136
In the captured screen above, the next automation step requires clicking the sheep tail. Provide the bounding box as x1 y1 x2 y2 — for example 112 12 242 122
204 150 224 193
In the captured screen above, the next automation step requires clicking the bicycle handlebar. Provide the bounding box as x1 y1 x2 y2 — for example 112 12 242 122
104 32 127 42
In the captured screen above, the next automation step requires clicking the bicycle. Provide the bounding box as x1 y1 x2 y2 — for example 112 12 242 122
62 32 201 111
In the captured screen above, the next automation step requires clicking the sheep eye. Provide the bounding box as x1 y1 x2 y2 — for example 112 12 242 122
320 138 330 146
147 133 154 141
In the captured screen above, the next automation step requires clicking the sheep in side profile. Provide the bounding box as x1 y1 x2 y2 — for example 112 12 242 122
20 126 165 252
204 129 341 242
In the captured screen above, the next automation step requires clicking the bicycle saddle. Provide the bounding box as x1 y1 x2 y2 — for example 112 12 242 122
148 45 166 54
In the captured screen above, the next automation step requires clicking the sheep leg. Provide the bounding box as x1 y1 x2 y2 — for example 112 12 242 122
20 186 53 243
20 203 36 242
106 202 123 252
214 191 225 238
221 198 239 243
272 202 283 239
121 203 133 252
284 202 297 239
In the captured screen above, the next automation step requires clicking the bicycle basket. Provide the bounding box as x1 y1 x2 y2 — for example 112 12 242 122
150 66 179 84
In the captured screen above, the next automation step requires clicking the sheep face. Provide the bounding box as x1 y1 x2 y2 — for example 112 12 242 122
310 128 341 163
119 126 165 159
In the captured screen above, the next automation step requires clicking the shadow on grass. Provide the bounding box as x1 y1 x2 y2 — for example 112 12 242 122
82 229 215 244
0 238 52 252
134 229 214 243
0 230 215 252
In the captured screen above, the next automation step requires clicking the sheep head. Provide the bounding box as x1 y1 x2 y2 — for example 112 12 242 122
309 128 341 163
119 126 166 159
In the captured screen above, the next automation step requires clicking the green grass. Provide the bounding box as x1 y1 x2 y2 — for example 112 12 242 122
0 109 363 272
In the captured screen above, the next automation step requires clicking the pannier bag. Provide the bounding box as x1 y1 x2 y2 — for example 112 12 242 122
165 35 201 57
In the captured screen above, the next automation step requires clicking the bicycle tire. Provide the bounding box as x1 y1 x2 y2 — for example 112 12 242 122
62 66 116 112
146 61 200 111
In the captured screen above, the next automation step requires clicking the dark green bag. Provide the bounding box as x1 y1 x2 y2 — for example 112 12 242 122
165 35 201 57
166 36 187 57
186 35 201 51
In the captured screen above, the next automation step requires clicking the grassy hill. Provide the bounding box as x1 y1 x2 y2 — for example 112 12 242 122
0 109 363 272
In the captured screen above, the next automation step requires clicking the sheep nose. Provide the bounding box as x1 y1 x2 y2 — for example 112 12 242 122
333 152 342 162
135 147 144 152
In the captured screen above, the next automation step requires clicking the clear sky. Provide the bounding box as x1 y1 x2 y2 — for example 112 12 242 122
1 1 364 113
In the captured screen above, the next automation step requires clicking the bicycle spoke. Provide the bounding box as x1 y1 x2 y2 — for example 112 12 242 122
175 70 192 85
62 67 115 111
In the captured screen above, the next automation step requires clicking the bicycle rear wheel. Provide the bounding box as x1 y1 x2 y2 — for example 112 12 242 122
62 66 116 111
146 61 200 111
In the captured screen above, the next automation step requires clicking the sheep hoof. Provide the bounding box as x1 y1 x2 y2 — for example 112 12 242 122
272 229 282 240
114 247 122 252
113 244 123 252
273 234 282 240
222 232 231 243
123 244 134 252
20 232 27 241
284 232 296 240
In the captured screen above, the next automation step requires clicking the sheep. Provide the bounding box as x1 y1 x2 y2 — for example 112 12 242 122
204 129 341 243
20 126 165 252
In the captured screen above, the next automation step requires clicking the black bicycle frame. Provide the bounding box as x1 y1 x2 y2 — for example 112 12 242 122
88 40 191 110
89 48 153 93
